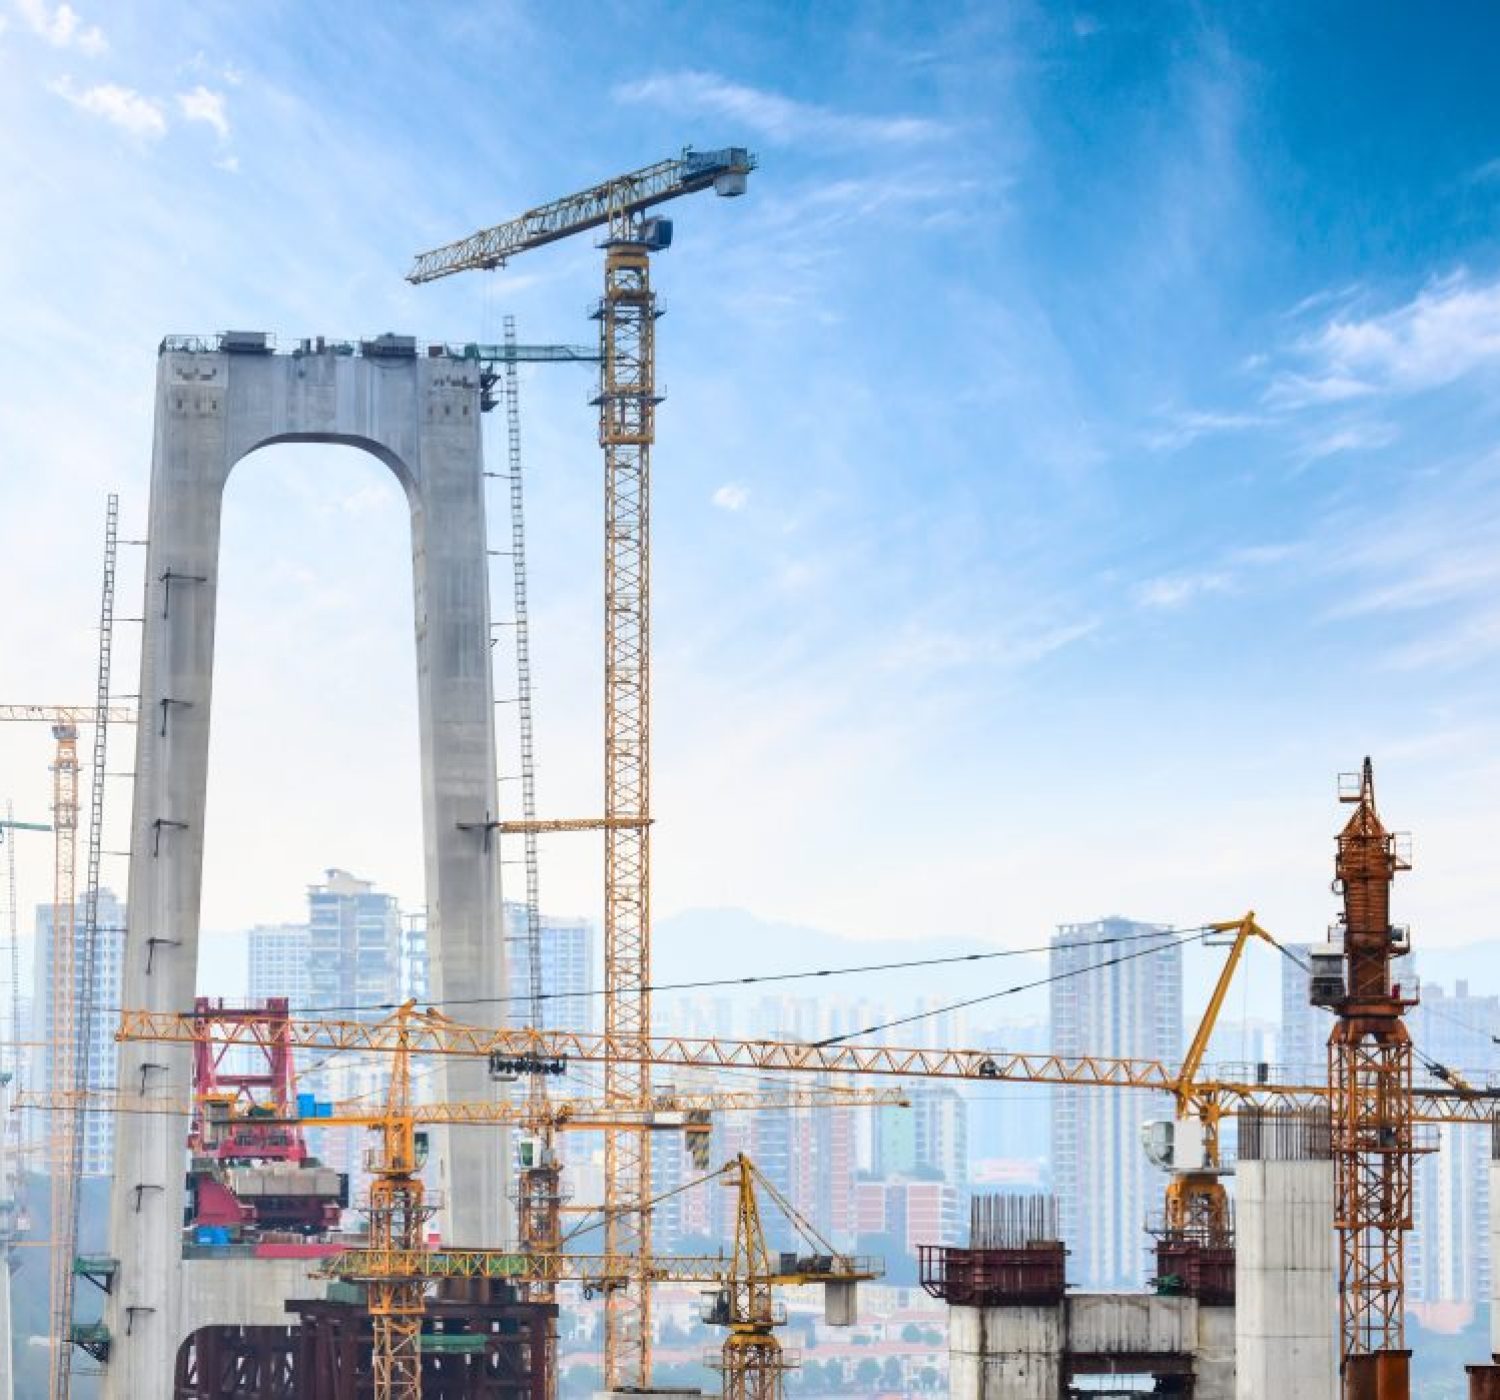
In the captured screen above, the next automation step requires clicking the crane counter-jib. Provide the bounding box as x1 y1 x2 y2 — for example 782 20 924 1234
111 1009 1499 1123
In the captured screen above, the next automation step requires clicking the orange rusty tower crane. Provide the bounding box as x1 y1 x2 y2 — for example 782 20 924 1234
1314 760 1417 1399
408 145 755 1389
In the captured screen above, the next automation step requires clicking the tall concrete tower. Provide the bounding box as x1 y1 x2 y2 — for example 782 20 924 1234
101 333 508 1397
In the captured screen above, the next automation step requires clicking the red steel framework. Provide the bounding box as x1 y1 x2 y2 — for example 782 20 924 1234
187 998 343 1237
190 998 301 1154
1328 759 1416 1399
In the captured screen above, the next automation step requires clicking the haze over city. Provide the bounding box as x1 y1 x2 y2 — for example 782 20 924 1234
5 4 1500 1398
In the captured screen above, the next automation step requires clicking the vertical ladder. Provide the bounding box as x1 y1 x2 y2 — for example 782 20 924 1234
3 801 18 1081
57 493 119 1395
502 318 544 1028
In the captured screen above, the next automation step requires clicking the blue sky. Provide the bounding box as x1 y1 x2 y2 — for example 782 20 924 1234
4 1 1500 979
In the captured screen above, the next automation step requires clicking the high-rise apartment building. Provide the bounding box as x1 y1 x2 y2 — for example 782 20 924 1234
306 869 401 1015
32 887 127 1175
876 1086 968 1189
1280 940 1335 1084
1050 917 1181 1289
400 913 429 1003
246 922 312 1007
301 871 402 1193
1411 979 1497 1306
969 1017 1050 1175
502 902 595 1032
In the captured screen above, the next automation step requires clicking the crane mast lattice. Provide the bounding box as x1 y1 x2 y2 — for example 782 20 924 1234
408 144 754 1389
1326 759 1416 1397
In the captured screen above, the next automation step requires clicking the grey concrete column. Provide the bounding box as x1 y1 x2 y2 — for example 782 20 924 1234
1235 1109 1338 1400
948 1304 1063 1400
1486 1123 1500 1359
102 338 508 1398
1194 1303 1236 1400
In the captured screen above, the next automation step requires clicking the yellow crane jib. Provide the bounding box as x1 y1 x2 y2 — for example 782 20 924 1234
406 147 756 282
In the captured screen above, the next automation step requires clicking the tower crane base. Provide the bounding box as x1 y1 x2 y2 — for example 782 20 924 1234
1344 1350 1411 1400
1468 1362 1500 1400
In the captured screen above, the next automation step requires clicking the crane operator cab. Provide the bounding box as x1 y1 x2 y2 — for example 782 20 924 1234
683 145 754 197
1308 940 1345 1008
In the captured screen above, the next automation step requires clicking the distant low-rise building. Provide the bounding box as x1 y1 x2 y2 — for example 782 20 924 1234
854 1179 962 1254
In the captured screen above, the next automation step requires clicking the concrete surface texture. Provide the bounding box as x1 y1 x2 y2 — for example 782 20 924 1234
102 337 508 1398
949 1302 1063 1400
1492 1155 1500 1356
178 1256 329 1337
949 1294 1232 1400
1235 1158 1339 1400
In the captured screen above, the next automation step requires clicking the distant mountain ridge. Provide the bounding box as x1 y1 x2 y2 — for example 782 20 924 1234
653 906 1051 1024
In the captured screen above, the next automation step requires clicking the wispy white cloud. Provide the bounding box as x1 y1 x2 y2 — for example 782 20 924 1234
880 617 1097 674
614 70 950 147
1384 605 1500 672
14 0 104 52
1264 371 1376 410
177 84 229 141
1270 271 1500 407
1469 156 1500 184
1144 407 1266 452
1312 454 1500 669
1295 418 1397 463
1280 283 1365 322
1133 571 1232 610
48 76 165 138
712 482 749 512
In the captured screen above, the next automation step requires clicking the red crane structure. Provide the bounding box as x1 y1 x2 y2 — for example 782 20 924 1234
186 997 344 1238
1320 760 1417 1400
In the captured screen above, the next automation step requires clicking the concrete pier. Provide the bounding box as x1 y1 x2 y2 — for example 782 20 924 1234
949 1303 1062 1399
948 1295 1231 1399
1465 1122 1500 1395
1235 1109 1338 1400
103 334 508 1398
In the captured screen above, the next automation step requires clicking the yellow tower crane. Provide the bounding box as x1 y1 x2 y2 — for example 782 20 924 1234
1147 912 1279 1246
119 996 1498 1127
0 703 134 1397
709 1153 878 1400
98 997 898 1400
318 1139 876 1400
365 1004 427 1400
119 969 1500 1393
408 145 755 1389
